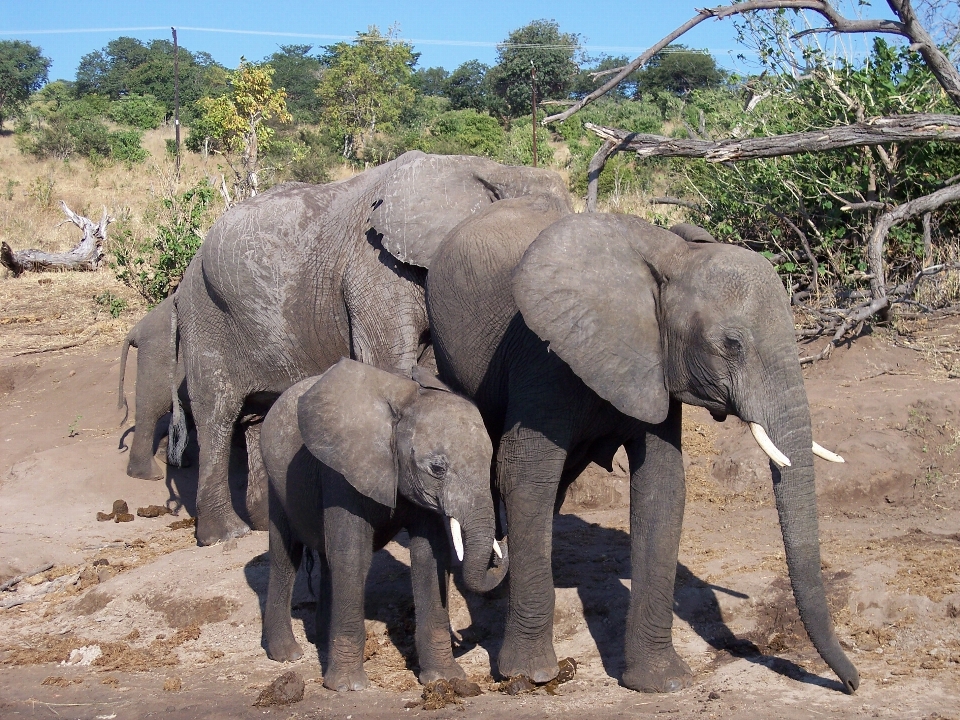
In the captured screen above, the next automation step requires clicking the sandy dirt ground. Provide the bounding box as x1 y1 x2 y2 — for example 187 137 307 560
0 313 958 719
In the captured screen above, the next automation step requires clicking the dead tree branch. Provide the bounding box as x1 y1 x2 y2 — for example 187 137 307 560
584 114 960 162
543 0 960 126
1 203 110 277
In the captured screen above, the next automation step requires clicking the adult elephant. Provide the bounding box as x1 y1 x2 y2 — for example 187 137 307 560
172 151 569 546
414 195 858 693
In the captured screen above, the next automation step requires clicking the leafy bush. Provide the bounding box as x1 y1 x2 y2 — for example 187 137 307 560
112 180 217 305
421 109 505 157
498 115 553 167
108 94 165 129
108 128 148 164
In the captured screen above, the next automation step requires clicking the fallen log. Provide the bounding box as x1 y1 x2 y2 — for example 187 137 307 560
1 202 110 277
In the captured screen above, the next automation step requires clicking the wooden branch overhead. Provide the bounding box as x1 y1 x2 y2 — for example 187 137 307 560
584 114 960 162
1 202 110 277
542 0 960 125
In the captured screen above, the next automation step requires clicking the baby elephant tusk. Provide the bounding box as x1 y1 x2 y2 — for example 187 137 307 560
812 441 845 463
749 422 792 468
493 539 503 559
450 517 464 563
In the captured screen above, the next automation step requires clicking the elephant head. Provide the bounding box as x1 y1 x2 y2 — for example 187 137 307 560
370 151 573 269
297 358 506 593
512 213 858 692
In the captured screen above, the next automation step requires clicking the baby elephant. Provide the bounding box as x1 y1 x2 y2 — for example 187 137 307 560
260 358 507 692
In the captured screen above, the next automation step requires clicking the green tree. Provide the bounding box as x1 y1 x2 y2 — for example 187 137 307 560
75 37 225 120
413 66 450 96
0 40 50 128
489 20 580 118
315 26 418 158
193 60 292 200
445 60 496 113
265 45 323 122
636 45 725 97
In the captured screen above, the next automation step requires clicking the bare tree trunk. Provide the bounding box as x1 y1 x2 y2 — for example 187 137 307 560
1 203 110 277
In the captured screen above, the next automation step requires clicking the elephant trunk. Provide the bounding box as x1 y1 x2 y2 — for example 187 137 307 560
445 494 508 594
753 378 859 693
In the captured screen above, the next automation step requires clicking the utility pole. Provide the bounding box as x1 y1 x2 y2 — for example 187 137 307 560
531 61 538 167
172 27 181 176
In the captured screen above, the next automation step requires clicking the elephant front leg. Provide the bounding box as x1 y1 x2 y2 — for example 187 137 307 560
407 515 464 684
263 503 304 662
497 424 567 684
622 400 693 693
323 503 375 692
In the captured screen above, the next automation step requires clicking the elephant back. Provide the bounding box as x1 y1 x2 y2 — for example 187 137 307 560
427 194 571 398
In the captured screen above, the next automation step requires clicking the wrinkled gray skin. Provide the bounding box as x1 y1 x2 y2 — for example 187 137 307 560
118 299 269 530
173 150 568 545
118 296 187 480
418 196 859 693
261 359 507 691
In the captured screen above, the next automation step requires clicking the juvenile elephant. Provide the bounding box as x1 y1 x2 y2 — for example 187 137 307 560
405 196 858 693
260 358 507 691
118 296 185 480
173 151 569 545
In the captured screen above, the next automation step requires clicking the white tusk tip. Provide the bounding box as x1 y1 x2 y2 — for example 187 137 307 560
493 540 502 559
449 517 464 563
812 442 845 463
749 422 792 468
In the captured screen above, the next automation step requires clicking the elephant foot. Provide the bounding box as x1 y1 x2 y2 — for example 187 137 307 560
323 663 369 692
498 637 558 684
126 457 163 481
622 648 693 693
195 513 251 546
418 660 466 685
264 633 303 663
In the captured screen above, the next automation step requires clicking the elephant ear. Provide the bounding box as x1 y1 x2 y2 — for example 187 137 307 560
512 213 670 425
370 153 497 269
298 358 419 508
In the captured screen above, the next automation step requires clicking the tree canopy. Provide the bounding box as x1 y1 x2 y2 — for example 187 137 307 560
488 19 580 118
636 45 725 97
0 40 50 127
315 26 418 157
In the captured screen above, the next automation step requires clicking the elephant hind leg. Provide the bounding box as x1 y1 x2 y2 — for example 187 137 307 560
263 501 305 662
194 395 250 545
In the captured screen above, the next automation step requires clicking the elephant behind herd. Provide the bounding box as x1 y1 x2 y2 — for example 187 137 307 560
117 151 858 695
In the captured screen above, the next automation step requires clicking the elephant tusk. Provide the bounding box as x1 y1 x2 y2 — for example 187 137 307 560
813 441 845 463
749 422 792 468
493 539 503 559
450 517 464 563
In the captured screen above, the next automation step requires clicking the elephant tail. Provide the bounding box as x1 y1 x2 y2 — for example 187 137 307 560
167 298 188 468
117 330 133 424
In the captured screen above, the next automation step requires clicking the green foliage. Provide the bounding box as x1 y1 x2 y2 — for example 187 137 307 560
419 109 505 157
498 116 553 167
636 45 725 97
674 38 960 293
553 97 665 197
316 26 417 158
75 36 225 120
265 45 323 122
413 66 450 96
0 40 50 128
94 290 127 318
489 20 580 119
108 94 165 129
571 55 640 100
112 180 217 305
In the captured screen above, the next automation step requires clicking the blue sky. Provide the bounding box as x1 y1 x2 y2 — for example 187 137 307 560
3 1 888 82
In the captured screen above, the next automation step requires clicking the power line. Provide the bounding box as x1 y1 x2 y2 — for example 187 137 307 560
0 24 736 56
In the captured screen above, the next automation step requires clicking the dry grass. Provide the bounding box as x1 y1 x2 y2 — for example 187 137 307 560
0 128 240 357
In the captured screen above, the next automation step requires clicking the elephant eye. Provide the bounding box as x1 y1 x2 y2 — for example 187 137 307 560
427 458 448 478
722 334 744 355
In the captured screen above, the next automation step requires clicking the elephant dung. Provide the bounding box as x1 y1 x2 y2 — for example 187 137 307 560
253 670 304 706
414 677 482 710
137 505 172 518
